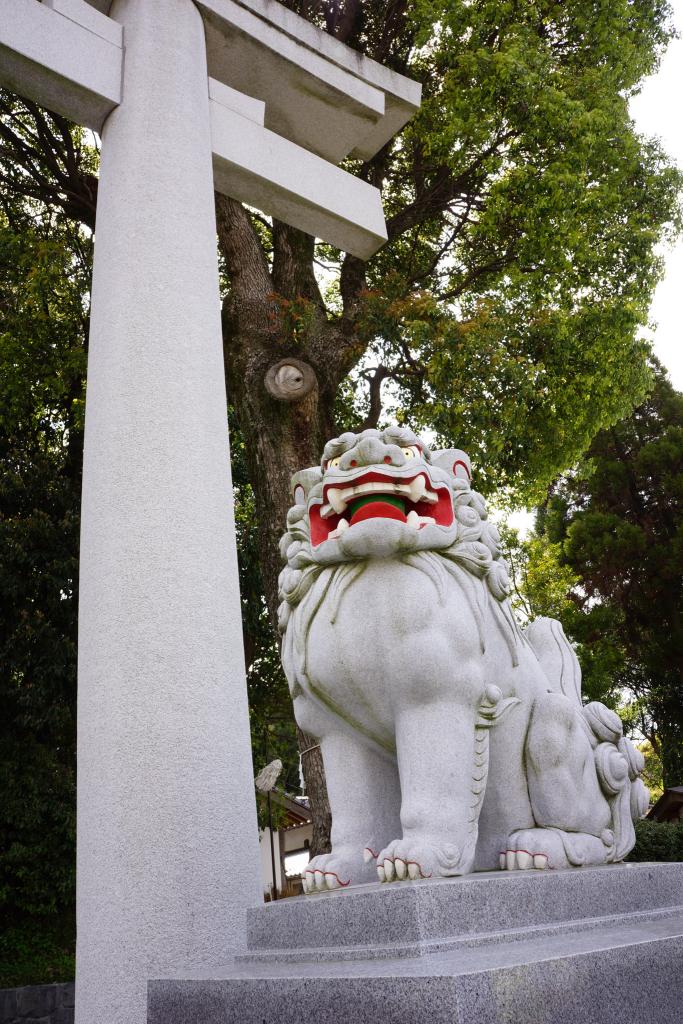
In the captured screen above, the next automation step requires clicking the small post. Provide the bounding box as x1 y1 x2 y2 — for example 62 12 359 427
267 790 278 901
255 753 284 901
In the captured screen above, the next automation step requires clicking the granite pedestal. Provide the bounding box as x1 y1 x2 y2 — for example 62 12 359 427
147 862 683 1023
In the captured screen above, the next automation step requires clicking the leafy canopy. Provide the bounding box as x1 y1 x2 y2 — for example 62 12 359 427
314 0 681 497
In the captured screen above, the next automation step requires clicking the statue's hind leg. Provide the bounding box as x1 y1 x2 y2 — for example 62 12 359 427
503 693 614 870
294 698 402 893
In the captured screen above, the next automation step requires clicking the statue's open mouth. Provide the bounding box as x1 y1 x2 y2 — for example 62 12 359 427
309 471 454 546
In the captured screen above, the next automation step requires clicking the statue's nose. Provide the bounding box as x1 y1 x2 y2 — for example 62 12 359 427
354 436 389 467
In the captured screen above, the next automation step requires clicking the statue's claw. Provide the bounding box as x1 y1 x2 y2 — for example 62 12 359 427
501 827 610 871
303 846 379 893
499 848 548 870
501 838 553 871
375 835 471 880
303 864 350 893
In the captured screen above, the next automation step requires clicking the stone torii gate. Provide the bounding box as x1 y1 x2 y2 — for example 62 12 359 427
0 2 420 1022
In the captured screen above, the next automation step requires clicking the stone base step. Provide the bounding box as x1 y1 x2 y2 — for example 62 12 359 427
148 913 683 1023
236 902 683 963
147 863 683 1024
247 861 683 957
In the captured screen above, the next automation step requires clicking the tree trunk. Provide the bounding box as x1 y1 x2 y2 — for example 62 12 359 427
217 197 365 856
297 726 332 855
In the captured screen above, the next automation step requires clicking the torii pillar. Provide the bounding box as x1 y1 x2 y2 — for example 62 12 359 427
78 3 251 1021
0 2 420 1022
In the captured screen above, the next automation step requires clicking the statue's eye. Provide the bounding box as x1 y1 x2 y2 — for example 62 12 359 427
326 456 341 469
402 445 421 460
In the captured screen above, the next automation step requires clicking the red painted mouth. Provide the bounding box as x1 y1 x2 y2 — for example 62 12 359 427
309 470 454 547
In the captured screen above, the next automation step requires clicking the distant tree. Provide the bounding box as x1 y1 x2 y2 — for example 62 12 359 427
638 739 664 804
502 523 629 708
502 525 580 623
542 365 683 786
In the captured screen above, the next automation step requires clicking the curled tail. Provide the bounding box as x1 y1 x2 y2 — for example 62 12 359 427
525 616 582 707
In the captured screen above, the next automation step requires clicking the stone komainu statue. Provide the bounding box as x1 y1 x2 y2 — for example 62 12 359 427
278 427 649 892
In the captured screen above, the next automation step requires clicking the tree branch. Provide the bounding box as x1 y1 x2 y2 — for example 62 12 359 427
386 131 515 244
272 220 325 307
359 364 390 430
438 255 512 301
0 96 98 229
215 194 272 300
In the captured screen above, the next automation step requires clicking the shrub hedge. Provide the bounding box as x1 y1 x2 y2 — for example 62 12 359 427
627 818 683 862
0 911 75 989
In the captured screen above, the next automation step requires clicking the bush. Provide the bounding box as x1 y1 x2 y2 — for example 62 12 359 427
627 819 683 862
0 911 75 989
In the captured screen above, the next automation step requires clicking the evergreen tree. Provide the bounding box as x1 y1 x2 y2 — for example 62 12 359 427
542 365 683 786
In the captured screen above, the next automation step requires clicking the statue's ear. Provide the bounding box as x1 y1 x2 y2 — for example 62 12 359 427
431 448 472 483
290 467 323 506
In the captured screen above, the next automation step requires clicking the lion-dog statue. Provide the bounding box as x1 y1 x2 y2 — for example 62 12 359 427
278 427 649 892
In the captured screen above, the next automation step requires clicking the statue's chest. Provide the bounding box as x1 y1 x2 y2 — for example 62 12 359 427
303 560 459 728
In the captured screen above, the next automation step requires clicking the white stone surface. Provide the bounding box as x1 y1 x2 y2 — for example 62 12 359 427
0 0 122 130
43 0 123 45
84 0 420 163
278 428 648 892
199 0 384 163
210 98 387 259
209 76 265 125
211 0 423 160
76 2 261 1023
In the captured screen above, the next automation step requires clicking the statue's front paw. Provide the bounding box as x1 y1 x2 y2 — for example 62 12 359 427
302 847 376 893
374 835 474 881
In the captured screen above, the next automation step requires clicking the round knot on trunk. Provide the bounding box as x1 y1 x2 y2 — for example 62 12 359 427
265 358 317 401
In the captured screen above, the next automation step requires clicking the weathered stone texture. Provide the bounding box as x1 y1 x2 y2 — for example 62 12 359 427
148 863 683 1024
0 984 74 1024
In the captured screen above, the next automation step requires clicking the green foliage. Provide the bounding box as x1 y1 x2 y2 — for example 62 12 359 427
0 913 75 989
334 0 682 500
502 525 580 622
542 365 683 782
628 818 683 863
639 740 664 804
505 365 683 759
0 218 88 919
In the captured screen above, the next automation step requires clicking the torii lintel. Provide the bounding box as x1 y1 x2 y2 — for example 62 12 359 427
0 0 421 258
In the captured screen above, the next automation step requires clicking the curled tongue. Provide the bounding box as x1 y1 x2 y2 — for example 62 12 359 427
349 494 407 526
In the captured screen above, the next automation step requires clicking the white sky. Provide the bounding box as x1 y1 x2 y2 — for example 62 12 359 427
629 0 683 389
